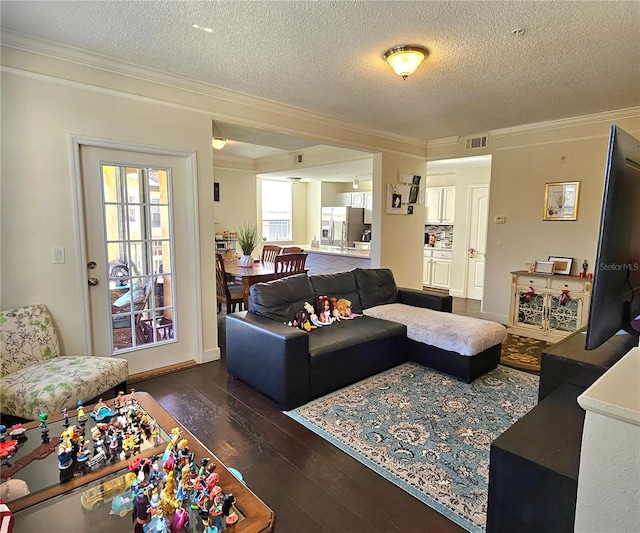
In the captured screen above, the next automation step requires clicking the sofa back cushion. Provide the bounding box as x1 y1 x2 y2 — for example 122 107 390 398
354 268 398 309
1 304 60 376
249 273 315 323
309 271 363 314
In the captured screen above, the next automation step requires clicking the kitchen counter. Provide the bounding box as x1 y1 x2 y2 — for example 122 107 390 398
424 243 453 250
292 244 371 275
294 244 370 258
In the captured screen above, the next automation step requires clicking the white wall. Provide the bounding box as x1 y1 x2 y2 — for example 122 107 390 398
428 111 640 323
1 70 218 361
212 167 258 234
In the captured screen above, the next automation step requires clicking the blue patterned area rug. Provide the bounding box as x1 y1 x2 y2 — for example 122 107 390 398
285 362 539 532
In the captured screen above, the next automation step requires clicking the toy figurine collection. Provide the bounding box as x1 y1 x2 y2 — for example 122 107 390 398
49 391 241 531
54 390 161 483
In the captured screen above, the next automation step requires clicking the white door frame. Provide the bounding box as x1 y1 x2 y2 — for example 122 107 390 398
70 136 203 364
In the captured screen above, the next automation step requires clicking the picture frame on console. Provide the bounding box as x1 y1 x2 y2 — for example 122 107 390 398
543 181 580 220
548 256 573 275
534 260 556 274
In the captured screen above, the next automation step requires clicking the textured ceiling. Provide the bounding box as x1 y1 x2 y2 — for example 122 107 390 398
2 0 639 144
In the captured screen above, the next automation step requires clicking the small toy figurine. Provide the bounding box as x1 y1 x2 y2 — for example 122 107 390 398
316 295 334 325
222 493 238 525
76 400 88 424
90 400 117 422
0 425 6 442
62 407 69 428
132 489 152 533
38 412 49 443
560 289 570 306
336 298 358 319
582 259 589 277
57 439 75 483
304 301 323 328
292 309 313 332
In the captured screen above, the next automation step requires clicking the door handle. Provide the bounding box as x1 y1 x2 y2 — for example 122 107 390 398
88 277 99 286
469 248 476 258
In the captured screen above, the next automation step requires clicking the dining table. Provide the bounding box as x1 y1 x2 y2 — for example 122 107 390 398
224 259 279 307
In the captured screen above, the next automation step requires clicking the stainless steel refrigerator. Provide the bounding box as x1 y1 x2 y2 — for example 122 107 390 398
321 206 365 247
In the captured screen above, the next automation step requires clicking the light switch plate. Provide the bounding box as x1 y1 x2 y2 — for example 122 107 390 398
51 247 65 264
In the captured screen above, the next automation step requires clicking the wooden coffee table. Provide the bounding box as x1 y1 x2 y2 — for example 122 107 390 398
2 392 275 532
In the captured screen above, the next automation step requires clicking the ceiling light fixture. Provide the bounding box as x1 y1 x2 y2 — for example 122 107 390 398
353 177 359 189
211 121 228 150
383 45 429 80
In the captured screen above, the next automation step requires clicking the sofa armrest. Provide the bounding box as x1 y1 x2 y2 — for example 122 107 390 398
397 288 452 313
225 311 311 410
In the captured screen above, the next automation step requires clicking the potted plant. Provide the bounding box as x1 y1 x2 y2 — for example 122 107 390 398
235 221 261 267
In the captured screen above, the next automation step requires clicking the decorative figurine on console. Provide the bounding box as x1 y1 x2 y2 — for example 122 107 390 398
560 289 570 306
520 285 535 304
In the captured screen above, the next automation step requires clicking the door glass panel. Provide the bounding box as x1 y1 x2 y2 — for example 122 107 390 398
102 164 175 352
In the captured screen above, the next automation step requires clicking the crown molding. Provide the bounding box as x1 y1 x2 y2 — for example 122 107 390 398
489 106 640 138
1 30 427 153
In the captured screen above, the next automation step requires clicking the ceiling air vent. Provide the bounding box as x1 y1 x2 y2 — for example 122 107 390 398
292 152 304 165
465 135 488 150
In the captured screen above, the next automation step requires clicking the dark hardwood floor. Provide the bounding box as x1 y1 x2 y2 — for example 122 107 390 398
134 308 467 533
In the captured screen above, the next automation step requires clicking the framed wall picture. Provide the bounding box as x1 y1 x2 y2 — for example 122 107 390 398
543 181 580 220
548 256 573 275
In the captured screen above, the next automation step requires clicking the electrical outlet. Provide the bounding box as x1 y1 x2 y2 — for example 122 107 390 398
495 238 502 247
561 153 568 164
495 216 506 224
51 247 65 264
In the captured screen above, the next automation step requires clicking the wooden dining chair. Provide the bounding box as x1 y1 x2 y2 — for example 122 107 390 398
280 246 304 254
274 253 307 279
216 253 245 313
261 245 282 263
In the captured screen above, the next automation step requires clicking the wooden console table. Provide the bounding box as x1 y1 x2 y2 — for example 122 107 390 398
507 270 591 342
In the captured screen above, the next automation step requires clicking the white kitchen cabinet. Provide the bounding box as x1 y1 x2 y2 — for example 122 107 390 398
336 192 351 206
423 254 432 285
364 191 373 224
337 191 365 208
423 248 452 288
507 271 591 342
441 187 456 224
425 186 455 224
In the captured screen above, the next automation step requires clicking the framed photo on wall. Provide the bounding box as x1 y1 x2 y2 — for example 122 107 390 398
543 181 580 220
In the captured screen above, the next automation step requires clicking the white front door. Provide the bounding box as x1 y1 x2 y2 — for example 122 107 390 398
466 185 489 300
79 144 198 375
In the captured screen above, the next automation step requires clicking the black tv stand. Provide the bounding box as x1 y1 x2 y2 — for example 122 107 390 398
539 326 638 401
486 327 637 532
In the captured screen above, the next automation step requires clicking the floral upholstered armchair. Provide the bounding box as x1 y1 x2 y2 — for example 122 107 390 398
0 304 129 420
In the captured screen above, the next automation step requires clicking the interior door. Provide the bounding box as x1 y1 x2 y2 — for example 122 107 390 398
466 185 489 300
80 145 196 375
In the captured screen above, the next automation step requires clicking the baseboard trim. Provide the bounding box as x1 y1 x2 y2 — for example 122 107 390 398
129 360 197 383
481 312 508 325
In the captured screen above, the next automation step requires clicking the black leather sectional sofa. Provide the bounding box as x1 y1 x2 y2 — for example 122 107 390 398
225 268 500 410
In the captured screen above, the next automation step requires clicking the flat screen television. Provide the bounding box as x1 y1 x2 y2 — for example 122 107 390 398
585 125 640 350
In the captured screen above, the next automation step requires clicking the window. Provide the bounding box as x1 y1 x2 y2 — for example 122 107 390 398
261 180 292 241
